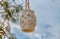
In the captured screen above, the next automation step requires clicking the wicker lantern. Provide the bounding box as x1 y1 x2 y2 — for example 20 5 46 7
20 0 36 32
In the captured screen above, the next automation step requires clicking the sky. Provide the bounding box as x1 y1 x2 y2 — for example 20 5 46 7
2 0 60 39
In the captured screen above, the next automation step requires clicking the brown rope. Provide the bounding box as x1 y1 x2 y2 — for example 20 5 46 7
25 0 30 10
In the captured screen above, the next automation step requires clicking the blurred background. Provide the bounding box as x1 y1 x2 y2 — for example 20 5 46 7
0 0 60 39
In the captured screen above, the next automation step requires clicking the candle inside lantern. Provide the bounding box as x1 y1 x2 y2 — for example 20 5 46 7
20 0 36 32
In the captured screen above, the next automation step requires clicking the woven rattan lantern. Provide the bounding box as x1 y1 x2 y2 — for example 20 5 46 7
20 0 36 32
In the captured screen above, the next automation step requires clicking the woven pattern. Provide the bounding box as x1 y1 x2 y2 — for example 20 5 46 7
20 10 36 32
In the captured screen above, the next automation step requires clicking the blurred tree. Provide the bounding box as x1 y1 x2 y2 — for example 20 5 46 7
9 33 17 39
0 0 23 39
0 0 23 23
0 35 2 39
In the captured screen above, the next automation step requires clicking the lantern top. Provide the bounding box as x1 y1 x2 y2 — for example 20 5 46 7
25 0 30 10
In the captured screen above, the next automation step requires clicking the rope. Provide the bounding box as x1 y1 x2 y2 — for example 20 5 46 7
25 0 30 10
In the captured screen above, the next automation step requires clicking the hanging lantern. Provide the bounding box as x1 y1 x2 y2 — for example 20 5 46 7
20 0 36 32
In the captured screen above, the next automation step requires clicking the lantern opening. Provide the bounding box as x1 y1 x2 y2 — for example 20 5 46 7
22 28 34 32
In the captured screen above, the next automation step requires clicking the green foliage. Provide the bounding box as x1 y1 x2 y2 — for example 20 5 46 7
0 27 3 31
3 1 9 8
0 0 23 38
0 35 2 39
0 0 23 23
